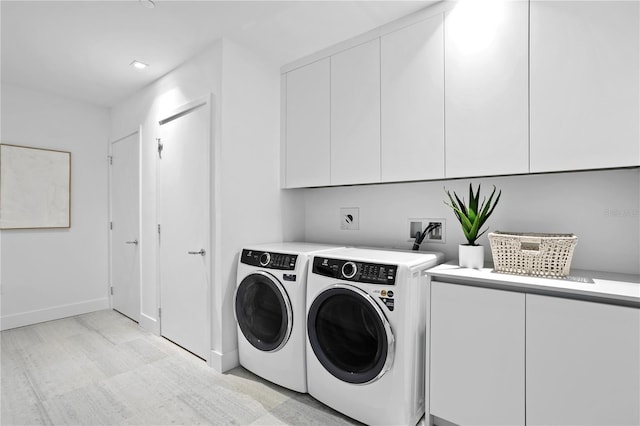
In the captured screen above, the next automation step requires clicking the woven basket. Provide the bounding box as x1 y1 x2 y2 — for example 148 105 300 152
488 231 578 278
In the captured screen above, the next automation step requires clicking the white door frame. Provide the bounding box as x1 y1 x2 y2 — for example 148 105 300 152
156 94 213 363
108 128 142 318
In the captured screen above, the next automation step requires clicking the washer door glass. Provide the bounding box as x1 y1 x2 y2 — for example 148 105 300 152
235 272 292 352
307 285 394 384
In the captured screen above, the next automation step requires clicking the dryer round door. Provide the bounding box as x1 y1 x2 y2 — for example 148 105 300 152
307 284 395 384
234 271 293 352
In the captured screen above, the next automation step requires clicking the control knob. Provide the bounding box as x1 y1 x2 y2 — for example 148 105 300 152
342 261 358 279
259 252 271 267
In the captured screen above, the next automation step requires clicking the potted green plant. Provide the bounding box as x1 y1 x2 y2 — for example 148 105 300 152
444 183 501 269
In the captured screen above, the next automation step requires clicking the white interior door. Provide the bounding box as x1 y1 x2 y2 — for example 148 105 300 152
110 132 141 322
158 98 211 360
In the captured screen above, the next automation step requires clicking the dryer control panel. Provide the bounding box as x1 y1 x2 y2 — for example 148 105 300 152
241 249 297 270
312 257 397 285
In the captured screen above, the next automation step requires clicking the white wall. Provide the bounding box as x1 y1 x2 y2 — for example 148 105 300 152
216 39 305 366
110 38 304 372
304 168 640 275
0 84 110 330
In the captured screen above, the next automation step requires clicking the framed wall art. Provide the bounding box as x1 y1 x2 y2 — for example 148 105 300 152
0 144 71 229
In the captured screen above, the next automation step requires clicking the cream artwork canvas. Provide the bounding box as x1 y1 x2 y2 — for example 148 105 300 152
0 144 71 229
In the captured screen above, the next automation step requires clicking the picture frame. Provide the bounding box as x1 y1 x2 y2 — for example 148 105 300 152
0 144 71 229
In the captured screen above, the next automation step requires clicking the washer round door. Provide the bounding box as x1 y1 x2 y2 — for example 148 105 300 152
307 284 395 384
234 271 293 352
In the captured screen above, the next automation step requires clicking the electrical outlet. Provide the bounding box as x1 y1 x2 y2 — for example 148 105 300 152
340 207 359 230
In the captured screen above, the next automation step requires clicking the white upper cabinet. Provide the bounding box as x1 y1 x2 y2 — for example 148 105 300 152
444 0 529 178
381 15 445 182
283 58 331 188
282 1 639 188
331 39 381 186
530 1 640 172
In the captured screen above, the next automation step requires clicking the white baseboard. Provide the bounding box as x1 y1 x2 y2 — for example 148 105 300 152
139 312 160 335
209 348 239 373
0 297 110 331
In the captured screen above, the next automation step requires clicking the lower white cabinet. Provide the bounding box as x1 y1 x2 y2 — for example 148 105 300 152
430 281 525 426
430 280 640 426
526 294 640 426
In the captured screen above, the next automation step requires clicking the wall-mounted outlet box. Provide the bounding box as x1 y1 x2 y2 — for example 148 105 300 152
340 207 359 230
407 218 446 244
425 218 446 243
408 218 429 241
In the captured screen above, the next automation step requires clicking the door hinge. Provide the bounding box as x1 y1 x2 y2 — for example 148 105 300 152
110 286 114 295
158 307 162 319
108 155 113 165
157 224 161 234
157 138 163 159
110 221 113 230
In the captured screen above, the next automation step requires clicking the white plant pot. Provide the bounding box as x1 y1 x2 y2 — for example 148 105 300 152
459 244 485 269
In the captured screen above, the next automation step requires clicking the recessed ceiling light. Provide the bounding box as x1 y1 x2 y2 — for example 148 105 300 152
130 60 149 70
139 0 155 9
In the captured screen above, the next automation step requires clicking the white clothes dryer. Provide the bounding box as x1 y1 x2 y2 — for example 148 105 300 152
306 247 443 425
234 242 343 393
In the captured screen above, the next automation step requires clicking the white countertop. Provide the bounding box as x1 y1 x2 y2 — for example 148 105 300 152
427 262 640 307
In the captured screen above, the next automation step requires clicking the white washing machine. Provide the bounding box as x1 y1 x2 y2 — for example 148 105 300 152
234 242 344 393
306 247 444 425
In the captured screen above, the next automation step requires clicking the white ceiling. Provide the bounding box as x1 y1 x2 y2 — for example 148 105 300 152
1 0 438 107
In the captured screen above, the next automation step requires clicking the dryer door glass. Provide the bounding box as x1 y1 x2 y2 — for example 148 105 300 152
235 272 292 352
307 286 393 384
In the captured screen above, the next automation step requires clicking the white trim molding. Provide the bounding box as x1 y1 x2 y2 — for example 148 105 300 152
0 297 109 331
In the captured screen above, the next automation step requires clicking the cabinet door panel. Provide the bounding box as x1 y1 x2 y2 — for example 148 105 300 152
444 1 529 178
381 15 444 182
527 295 640 426
430 282 525 426
331 39 381 185
285 58 331 188
530 1 640 172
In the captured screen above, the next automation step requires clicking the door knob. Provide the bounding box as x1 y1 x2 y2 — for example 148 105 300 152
125 240 138 245
188 249 206 256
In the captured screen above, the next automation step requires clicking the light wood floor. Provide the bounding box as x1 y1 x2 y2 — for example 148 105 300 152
1 309 360 425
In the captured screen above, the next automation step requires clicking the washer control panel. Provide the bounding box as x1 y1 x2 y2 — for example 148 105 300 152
312 257 397 285
241 249 297 270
